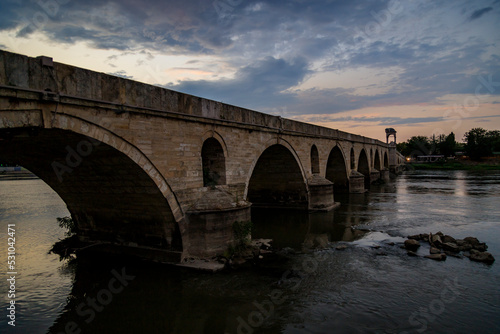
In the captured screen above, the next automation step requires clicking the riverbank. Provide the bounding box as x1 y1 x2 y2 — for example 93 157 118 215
0 169 39 180
407 159 500 171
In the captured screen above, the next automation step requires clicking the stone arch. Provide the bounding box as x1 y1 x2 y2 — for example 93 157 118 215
384 152 389 168
0 113 184 253
246 142 308 209
310 144 320 174
358 149 370 189
370 148 373 167
350 147 356 170
374 149 381 171
201 137 226 186
201 130 228 158
325 145 349 192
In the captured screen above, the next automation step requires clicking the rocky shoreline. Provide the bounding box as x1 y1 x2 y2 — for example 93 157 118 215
403 232 495 264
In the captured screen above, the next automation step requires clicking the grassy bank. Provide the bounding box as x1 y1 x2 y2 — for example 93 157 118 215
408 160 500 171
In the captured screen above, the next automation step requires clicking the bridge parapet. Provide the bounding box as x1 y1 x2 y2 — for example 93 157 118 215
0 50 386 146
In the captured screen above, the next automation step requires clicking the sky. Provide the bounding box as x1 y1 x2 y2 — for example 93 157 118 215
1 0 499 142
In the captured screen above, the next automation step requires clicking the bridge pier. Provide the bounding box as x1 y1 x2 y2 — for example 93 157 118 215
381 168 390 182
370 169 380 183
184 187 251 258
349 171 366 193
307 175 339 211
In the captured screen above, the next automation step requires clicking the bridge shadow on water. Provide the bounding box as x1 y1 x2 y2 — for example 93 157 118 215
251 190 384 251
44 190 387 334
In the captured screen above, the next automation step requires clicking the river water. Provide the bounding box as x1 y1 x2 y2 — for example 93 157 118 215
0 170 499 334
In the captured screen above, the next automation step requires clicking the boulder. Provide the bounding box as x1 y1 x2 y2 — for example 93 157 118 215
469 251 495 264
442 235 456 243
407 251 418 257
408 234 422 240
430 234 442 248
442 242 460 253
464 237 479 246
457 241 472 251
473 243 488 252
404 239 420 251
435 231 444 237
336 244 348 251
444 251 462 258
425 253 447 261
430 247 441 254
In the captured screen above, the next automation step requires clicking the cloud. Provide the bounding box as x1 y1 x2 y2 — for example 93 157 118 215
108 70 133 79
469 7 493 20
303 115 445 126
166 56 310 109
1 0 499 134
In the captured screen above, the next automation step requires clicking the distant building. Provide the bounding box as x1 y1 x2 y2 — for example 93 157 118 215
415 155 444 162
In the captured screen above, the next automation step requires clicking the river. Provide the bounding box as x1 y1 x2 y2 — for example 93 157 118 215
0 170 499 333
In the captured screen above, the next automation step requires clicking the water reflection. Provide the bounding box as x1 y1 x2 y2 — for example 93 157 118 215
251 202 371 252
2 171 500 334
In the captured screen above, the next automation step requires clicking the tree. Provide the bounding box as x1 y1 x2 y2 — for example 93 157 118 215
489 130 500 152
464 128 491 160
438 132 456 157
404 136 431 158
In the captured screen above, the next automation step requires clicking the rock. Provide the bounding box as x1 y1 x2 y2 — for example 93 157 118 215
407 251 418 257
387 242 395 246
444 251 462 258
464 237 479 246
408 234 422 240
430 234 442 248
435 231 444 237
469 251 495 264
442 242 460 253
458 243 472 252
371 245 381 249
430 247 441 254
442 235 456 243
473 243 488 252
336 245 348 250
404 239 420 251
376 251 388 256
425 253 447 261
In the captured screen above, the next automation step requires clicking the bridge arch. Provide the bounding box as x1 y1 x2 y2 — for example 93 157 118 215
358 148 370 189
246 142 308 209
310 144 320 174
374 149 381 170
201 137 226 186
384 152 389 169
0 113 184 253
350 148 355 169
325 145 349 192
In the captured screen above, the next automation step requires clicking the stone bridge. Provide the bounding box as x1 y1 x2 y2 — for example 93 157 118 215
0 50 404 261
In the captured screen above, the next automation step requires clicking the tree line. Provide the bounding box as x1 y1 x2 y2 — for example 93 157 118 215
396 128 500 161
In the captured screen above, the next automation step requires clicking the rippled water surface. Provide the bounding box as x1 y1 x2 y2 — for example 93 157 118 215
0 170 499 333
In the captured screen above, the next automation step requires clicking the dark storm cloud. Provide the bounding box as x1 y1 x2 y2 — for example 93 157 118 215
166 56 310 109
469 7 493 20
2 0 499 125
